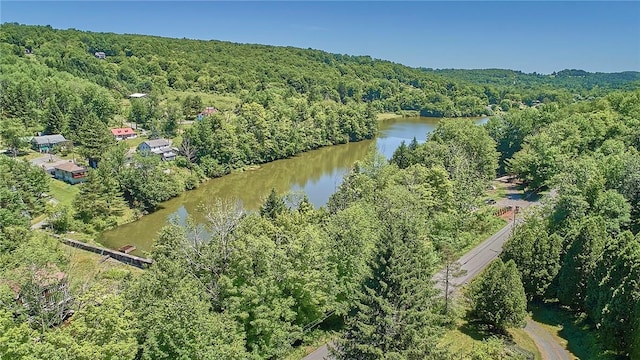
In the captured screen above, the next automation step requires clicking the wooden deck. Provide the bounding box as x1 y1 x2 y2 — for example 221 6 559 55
117 244 136 254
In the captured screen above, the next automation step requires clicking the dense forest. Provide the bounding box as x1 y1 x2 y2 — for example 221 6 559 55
1 22 639 359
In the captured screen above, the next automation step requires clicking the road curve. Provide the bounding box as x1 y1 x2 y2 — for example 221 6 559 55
524 320 572 360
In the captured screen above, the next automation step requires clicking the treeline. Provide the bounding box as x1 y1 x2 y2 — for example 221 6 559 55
490 90 640 358
1 120 518 359
7 23 636 122
424 68 640 98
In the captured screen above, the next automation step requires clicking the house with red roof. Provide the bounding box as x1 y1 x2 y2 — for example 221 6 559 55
111 127 137 141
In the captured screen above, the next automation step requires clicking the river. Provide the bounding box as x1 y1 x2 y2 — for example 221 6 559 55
100 116 488 255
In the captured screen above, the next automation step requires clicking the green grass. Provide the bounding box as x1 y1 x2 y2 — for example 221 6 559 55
123 135 148 149
529 302 617 360
441 316 541 359
458 213 507 257
49 178 80 206
63 245 141 293
377 112 405 121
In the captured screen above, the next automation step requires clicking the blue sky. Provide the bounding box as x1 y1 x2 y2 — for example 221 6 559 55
1 1 639 74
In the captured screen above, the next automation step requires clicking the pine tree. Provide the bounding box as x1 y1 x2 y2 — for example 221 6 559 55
75 114 115 167
260 188 286 220
391 140 411 169
44 98 67 135
334 208 444 359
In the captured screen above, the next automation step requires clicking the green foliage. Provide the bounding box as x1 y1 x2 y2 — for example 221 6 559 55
259 188 287 220
468 259 527 333
334 186 444 359
557 217 607 309
502 211 562 299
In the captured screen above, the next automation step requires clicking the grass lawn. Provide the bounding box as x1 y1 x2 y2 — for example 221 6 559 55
49 178 80 206
63 244 141 293
529 302 617 360
123 135 148 149
441 316 541 359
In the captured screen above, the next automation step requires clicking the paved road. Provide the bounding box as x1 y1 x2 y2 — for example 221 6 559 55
524 320 572 360
432 222 514 294
303 181 551 360
304 343 332 360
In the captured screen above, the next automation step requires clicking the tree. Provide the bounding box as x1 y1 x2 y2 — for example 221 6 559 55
259 188 286 220
390 140 411 169
334 187 444 359
557 217 607 309
0 119 30 157
75 113 115 167
74 162 127 229
501 212 562 299
468 259 527 333
43 97 67 135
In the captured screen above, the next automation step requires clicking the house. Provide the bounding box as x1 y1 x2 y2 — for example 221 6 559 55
31 134 67 153
196 106 217 120
10 264 74 326
137 139 176 161
138 138 171 152
111 127 137 140
94 51 106 59
53 162 88 184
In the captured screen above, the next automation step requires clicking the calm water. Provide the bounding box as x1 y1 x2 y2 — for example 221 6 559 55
100 116 488 254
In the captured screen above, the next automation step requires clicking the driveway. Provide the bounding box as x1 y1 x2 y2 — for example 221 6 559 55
524 320 572 360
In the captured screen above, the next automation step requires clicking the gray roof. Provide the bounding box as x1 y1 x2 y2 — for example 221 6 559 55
32 135 67 145
143 139 171 148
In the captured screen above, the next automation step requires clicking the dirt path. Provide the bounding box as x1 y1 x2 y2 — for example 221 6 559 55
524 319 572 360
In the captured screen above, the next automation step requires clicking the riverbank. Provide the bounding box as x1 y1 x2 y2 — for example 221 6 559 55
376 111 418 120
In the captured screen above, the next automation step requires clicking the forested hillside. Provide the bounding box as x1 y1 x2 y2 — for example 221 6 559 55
1 22 639 360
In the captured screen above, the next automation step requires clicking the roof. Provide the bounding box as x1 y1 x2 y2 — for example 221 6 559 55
129 93 148 98
32 134 66 145
54 162 87 173
142 139 170 148
111 128 136 136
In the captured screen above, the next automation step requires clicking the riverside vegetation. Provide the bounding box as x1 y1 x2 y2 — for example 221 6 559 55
1 23 640 359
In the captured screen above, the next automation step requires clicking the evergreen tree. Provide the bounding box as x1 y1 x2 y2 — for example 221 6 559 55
44 97 67 135
259 188 286 220
75 114 115 167
501 213 563 299
390 140 411 169
334 194 444 359
74 164 126 228
468 259 527 333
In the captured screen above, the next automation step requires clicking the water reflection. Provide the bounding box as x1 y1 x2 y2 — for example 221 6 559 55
100 117 486 254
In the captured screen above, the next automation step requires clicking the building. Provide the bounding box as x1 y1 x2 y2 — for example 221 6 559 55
111 127 137 140
31 134 67 153
196 106 217 120
128 93 148 98
94 51 106 59
53 162 88 184
138 139 176 161
138 138 171 152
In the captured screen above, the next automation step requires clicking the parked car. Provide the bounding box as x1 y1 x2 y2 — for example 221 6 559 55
484 198 497 205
